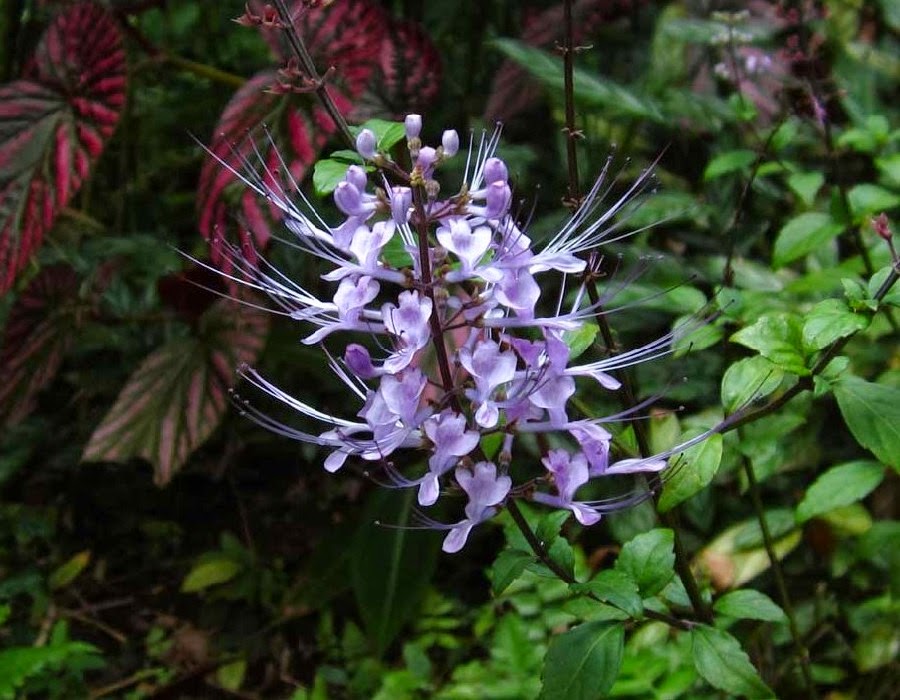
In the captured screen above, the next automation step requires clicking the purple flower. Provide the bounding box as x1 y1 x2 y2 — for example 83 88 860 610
442 462 512 553
214 114 714 552
532 449 601 526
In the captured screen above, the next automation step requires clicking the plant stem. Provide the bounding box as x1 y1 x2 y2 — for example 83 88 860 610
560 0 581 209
742 455 817 699
557 0 712 625
273 0 356 150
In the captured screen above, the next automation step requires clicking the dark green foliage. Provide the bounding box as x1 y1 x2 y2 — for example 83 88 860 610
0 1 899 698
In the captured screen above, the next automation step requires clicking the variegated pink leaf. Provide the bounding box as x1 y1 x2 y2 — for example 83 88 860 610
198 0 388 273
0 2 125 293
355 19 441 120
0 263 82 426
82 297 271 485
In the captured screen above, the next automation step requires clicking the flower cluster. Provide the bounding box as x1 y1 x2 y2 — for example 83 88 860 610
216 115 709 553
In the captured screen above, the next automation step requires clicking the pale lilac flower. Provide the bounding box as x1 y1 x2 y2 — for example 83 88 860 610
210 115 717 553
419 410 481 506
532 449 601 526
442 462 512 554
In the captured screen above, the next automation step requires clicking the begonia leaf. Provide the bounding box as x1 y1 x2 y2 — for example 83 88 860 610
82 297 270 485
0 2 125 293
0 264 82 426
198 0 387 272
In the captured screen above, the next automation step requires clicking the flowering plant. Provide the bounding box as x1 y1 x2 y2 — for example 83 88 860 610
212 114 716 553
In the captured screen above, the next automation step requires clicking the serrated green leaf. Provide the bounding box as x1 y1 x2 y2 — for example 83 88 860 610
721 356 785 413
540 621 624 699
571 569 643 618
796 460 885 522
181 555 241 592
834 376 900 469
615 528 675 597
691 625 774 698
773 212 844 267
491 549 534 595
703 149 756 181
714 589 786 622
731 314 808 375
658 433 723 512
801 298 870 352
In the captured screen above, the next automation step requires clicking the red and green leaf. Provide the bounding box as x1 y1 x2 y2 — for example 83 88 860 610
0 2 125 293
0 263 83 426
358 19 441 119
82 297 271 485
198 0 388 272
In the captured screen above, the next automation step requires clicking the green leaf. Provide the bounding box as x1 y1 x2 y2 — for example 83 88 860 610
562 324 598 360
773 212 844 267
48 550 91 591
731 314 808 375
492 39 664 122
714 590 786 622
540 621 624 699
801 298 870 352
703 149 756 181
787 171 824 207
491 549 534 595
721 356 785 413
351 488 441 656
217 658 247 691
847 184 900 222
571 570 643 618
834 376 900 469
82 297 270 485
312 158 351 196
381 235 414 268
796 460 885 522
352 119 406 152
181 555 241 592
615 528 675 597
691 625 774 698
658 433 723 512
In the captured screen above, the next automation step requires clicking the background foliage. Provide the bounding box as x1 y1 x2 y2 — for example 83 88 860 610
1 0 898 697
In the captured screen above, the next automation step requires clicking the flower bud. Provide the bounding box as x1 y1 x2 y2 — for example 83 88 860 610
484 181 512 219
484 157 508 184
390 186 412 225
441 129 459 157
355 128 377 159
417 146 438 173
344 343 378 379
872 212 893 241
404 114 422 139
334 181 364 216
345 164 367 191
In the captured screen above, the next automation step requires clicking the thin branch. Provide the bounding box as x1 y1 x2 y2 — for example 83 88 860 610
741 455 817 699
